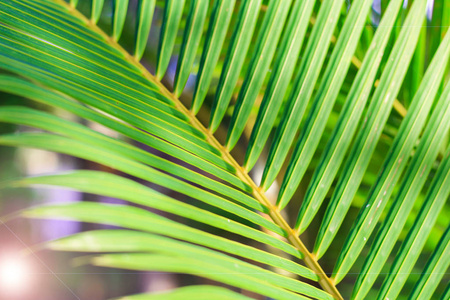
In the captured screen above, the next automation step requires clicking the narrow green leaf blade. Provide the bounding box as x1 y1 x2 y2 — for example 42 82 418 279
305 0 404 254
156 0 186 79
135 0 156 60
351 30 450 299
407 20 426 105
173 0 209 96
191 0 236 114
112 0 128 41
333 68 450 284
225 0 292 150
277 0 374 209
244 0 316 171
261 0 346 189
91 0 105 24
93 254 310 300
209 0 262 132
49 230 328 299
409 226 450 300
439 281 450 300
377 147 450 300
70 0 79 8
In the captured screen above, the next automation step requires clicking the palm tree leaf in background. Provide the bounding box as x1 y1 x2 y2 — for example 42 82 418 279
0 0 449 299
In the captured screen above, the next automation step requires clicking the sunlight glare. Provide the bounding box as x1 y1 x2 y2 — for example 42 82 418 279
0 256 32 295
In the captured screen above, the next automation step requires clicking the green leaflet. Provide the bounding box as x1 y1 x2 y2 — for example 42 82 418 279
191 0 236 114
320 0 429 280
112 0 128 41
0 6 244 172
91 0 105 24
333 49 450 284
409 226 450 300
306 0 404 256
0 133 296 252
135 0 156 60
277 0 374 209
1 0 132 66
377 146 450 299
0 106 262 212
261 0 346 189
70 0 78 8
92 254 310 300
173 0 209 96
225 0 292 150
351 29 450 299
14 191 309 279
244 0 316 171
0 75 249 192
156 0 186 79
407 20 426 105
303 0 427 237
439 280 450 300
20 203 307 299
117 285 254 300
47 230 328 299
209 0 262 132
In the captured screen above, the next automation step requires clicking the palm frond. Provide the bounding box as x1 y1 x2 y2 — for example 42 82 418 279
0 0 449 299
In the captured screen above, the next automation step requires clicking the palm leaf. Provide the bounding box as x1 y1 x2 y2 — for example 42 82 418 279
0 0 449 299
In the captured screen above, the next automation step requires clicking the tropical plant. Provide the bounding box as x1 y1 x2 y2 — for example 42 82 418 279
0 0 449 299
